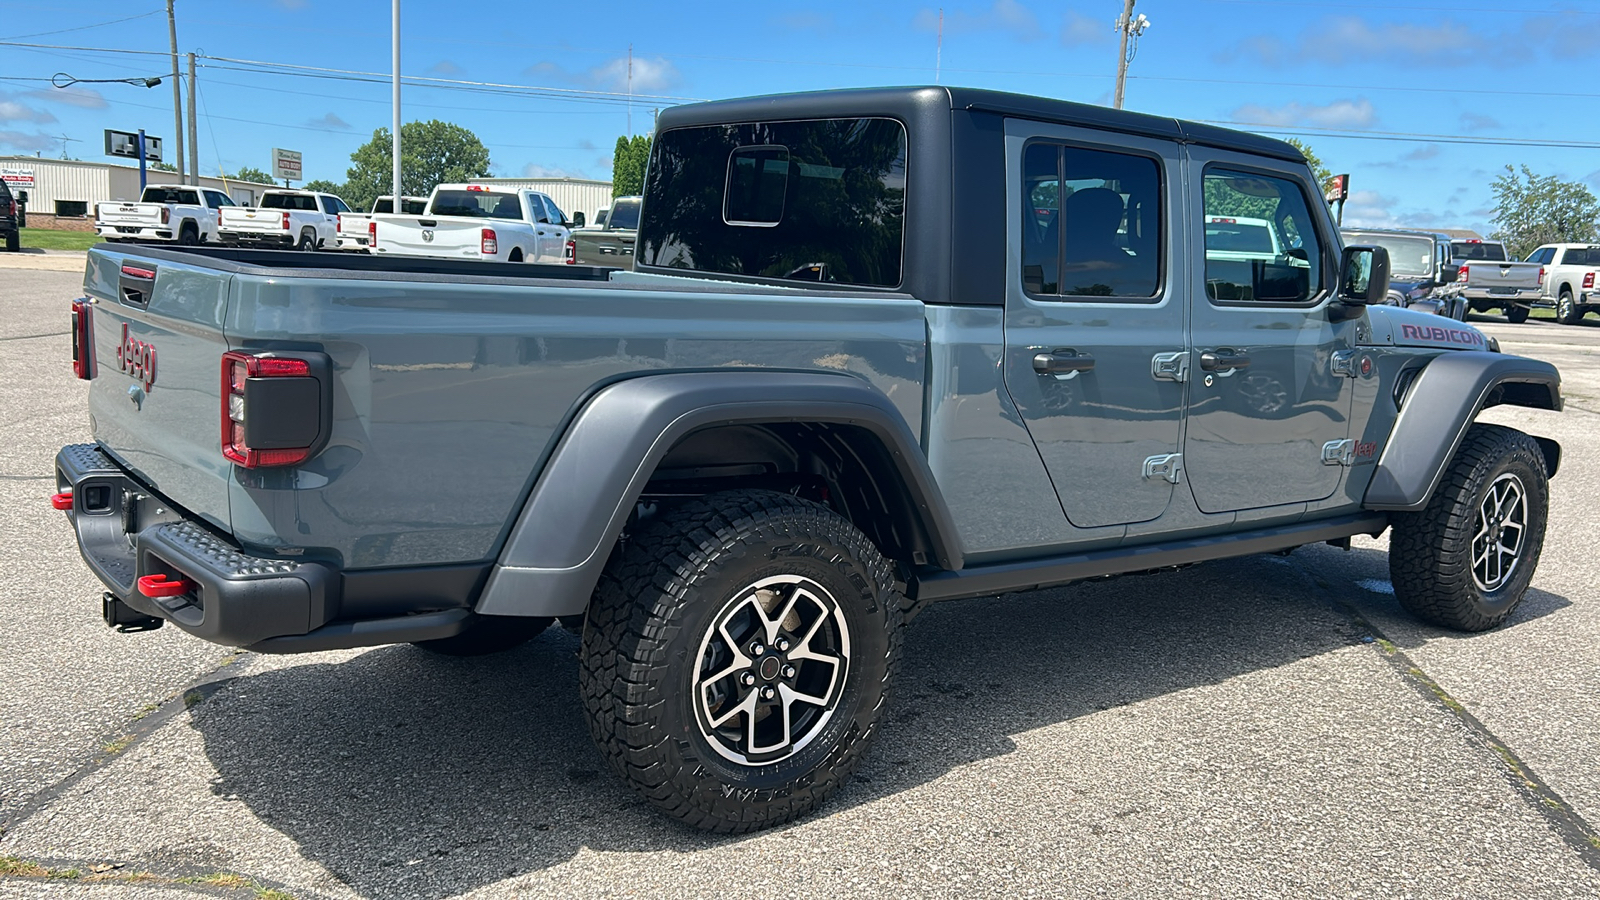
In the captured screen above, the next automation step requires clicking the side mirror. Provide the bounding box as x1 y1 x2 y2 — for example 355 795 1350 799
572 211 586 228
1339 244 1390 305
1440 262 1461 284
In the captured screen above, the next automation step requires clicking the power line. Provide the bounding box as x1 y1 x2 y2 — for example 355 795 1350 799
0 9 165 42
1210 120 1600 150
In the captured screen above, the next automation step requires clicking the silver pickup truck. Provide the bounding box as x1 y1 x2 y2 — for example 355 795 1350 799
1452 239 1543 322
53 87 1562 834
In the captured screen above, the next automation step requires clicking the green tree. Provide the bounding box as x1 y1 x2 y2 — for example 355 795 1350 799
342 120 491 212
1285 138 1332 190
151 161 178 172
302 178 344 196
612 134 652 197
231 166 277 185
1489 164 1600 260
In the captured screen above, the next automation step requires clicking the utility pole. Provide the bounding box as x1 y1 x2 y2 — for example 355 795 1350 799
166 0 185 183
186 52 198 186
1112 0 1150 110
391 0 402 204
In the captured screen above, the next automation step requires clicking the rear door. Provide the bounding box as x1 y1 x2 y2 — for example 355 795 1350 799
1181 150 1356 513
1001 120 1187 528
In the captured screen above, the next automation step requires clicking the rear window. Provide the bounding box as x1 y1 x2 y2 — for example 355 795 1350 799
1563 247 1600 266
1452 241 1507 261
638 117 908 288
144 187 199 205
430 190 524 219
608 199 641 230
1206 219 1275 254
260 193 319 211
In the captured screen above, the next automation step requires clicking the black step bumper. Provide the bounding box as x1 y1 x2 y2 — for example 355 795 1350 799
55 444 479 652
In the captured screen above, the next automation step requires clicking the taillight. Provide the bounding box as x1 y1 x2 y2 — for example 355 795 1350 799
1586 272 1595 290
336 213 343 233
71 298 93 380
564 239 575 264
221 351 316 468
481 228 497 255
1457 264 1469 283
369 220 377 248
281 211 291 230
160 207 170 225
1538 267 1545 286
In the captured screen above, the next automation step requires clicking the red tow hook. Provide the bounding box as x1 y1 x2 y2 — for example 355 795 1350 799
51 491 73 510
138 573 195 599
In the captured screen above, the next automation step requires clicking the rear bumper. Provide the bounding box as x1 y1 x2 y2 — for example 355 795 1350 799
96 224 173 240
1461 288 1540 304
219 231 293 247
56 443 482 652
335 235 370 251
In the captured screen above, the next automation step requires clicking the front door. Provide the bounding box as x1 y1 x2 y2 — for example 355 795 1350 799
1002 121 1187 529
1182 151 1356 513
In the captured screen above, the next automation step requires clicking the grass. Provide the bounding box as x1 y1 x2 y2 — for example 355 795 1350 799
18 228 103 251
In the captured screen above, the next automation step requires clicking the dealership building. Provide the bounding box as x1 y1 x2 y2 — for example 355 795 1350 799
0 156 277 230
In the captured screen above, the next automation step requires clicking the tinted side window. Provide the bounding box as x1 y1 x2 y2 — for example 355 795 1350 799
1202 169 1323 304
1527 247 1556 265
544 196 567 224
639 117 907 288
1022 142 1162 298
528 194 550 223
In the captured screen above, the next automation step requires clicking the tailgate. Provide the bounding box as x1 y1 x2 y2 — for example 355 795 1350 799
1471 262 1542 290
81 247 234 531
220 208 285 234
372 218 485 258
337 214 370 241
97 203 162 226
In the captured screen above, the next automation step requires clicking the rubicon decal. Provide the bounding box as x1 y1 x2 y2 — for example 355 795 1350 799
117 322 156 391
1398 323 1486 348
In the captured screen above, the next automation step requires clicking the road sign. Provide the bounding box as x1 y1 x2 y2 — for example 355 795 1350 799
0 166 34 188
104 129 162 162
271 148 302 182
1324 173 1350 204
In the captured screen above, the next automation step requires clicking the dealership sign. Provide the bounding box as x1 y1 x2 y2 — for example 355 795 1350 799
271 148 302 181
104 129 163 162
0 166 33 188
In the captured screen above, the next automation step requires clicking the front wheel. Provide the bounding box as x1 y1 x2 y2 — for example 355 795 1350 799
3 230 17 252
1506 305 1530 324
1389 424 1548 631
1556 290 1580 325
580 489 902 833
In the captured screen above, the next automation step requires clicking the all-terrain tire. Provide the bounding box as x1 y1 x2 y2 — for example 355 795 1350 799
412 614 551 656
178 223 199 246
1505 305 1530 324
579 489 902 833
298 229 316 252
1557 290 1580 325
1389 424 1548 631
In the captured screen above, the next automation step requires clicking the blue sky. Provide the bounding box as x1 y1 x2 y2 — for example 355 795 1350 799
2 0 1597 237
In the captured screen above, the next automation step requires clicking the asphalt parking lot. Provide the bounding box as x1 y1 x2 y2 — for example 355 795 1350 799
2 261 1597 899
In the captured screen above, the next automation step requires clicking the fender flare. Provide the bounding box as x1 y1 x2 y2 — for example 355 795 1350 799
476 371 963 617
1364 351 1561 511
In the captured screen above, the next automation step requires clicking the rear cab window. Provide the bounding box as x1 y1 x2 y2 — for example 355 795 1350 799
261 193 319 211
430 189 526 220
638 117 908 288
1452 241 1506 261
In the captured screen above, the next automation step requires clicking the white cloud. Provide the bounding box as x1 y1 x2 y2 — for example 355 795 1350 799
307 112 350 130
0 130 58 153
27 86 105 109
523 163 589 179
1230 98 1376 129
1060 10 1106 46
914 0 1041 40
1227 13 1599 69
588 55 679 93
428 60 462 76
1459 112 1500 132
0 95 57 124
1401 144 1440 162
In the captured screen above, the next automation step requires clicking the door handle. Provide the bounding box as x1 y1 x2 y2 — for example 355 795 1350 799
1198 350 1251 372
1032 350 1095 378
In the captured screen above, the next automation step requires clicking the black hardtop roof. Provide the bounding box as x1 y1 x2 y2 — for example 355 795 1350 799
655 86 1306 164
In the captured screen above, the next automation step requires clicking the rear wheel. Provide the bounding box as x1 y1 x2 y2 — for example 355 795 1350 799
178 223 199 246
1556 289 1580 325
1506 305 1530 324
507 248 523 263
412 614 551 656
3 230 17 252
1389 424 1548 631
297 229 316 252
580 489 901 833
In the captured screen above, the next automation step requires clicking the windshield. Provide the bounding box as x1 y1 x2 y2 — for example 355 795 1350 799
1347 233 1434 277
608 199 641 230
260 193 318 211
430 190 523 219
1451 241 1506 261
1205 218 1275 253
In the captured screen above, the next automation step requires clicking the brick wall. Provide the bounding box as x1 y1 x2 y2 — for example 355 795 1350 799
22 214 96 232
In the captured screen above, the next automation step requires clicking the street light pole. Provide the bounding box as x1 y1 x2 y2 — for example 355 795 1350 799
186 52 198 186
391 0 402 204
166 0 184 183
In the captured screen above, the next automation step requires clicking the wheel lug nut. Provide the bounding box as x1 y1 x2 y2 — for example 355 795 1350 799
750 642 765 657
760 686 775 700
741 672 756 687
775 637 790 652
781 664 796 678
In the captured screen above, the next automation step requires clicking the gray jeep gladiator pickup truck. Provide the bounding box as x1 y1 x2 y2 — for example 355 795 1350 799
54 87 1562 833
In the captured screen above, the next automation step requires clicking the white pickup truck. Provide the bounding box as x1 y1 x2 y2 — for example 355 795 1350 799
369 184 573 263
1451 239 1543 322
94 185 237 245
1526 243 1600 325
218 190 350 251
335 195 428 252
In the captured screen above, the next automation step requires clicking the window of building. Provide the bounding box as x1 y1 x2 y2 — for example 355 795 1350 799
1202 169 1324 304
54 200 89 217
1022 142 1163 299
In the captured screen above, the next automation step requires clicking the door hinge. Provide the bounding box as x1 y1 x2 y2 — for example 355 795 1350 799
1143 453 1183 484
1151 351 1188 383
1331 350 1359 378
1322 439 1356 466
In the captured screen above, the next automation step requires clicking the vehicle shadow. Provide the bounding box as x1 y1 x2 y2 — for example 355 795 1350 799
189 548 1570 899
